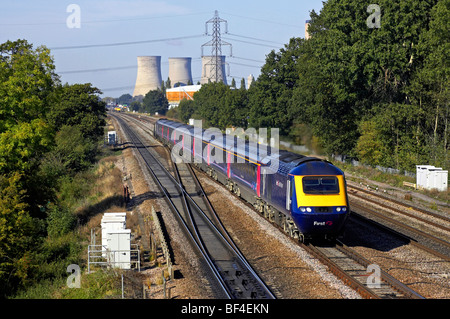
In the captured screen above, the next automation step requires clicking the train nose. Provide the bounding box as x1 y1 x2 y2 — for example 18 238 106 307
292 209 348 235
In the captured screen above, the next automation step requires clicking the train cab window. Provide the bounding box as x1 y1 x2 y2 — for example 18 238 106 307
289 178 293 198
302 176 339 194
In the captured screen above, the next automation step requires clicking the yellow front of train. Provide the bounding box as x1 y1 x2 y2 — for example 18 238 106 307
289 161 350 238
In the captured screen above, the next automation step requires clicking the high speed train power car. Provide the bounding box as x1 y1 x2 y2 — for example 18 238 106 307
154 118 350 241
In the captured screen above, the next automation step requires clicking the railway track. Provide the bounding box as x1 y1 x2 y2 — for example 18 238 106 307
348 187 450 261
112 113 275 299
115 112 434 299
351 202 450 260
349 185 450 233
185 167 429 299
303 241 425 299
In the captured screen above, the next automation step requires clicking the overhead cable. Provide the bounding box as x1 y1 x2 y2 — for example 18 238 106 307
50 34 205 50
227 33 283 46
231 56 265 63
58 58 202 75
0 12 210 27
58 65 136 74
228 62 262 69
221 12 302 29
222 37 279 49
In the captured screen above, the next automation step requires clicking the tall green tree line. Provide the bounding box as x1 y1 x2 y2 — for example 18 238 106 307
0 39 106 296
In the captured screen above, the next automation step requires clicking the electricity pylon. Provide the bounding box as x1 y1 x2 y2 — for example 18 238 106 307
201 10 232 83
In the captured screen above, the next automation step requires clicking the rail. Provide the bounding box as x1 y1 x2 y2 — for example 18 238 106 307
303 242 425 299
112 113 275 299
117 112 430 299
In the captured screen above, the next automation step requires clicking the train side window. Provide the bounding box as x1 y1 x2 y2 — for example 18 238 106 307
290 178 294 198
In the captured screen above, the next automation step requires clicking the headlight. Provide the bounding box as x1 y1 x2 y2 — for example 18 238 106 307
336 207 341 212
300 207 306 212
306 207 312 213
342 207 347 212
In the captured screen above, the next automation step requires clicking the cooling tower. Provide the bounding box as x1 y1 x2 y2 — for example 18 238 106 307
168 57 193 87
201 55 227 85
133 56 162 97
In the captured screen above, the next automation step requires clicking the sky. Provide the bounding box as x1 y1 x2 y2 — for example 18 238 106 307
0 0 325 98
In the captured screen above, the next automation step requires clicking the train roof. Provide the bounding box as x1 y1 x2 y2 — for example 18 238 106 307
157 118 188 130
156 118 337 175
289 160 344 176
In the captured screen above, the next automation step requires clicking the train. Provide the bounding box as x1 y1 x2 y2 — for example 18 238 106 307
154 118 350 242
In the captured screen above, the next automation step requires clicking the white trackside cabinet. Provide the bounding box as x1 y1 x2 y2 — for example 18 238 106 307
107 229 131 269
101 213 126 257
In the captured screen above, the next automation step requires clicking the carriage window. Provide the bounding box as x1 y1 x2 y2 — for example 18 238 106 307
302 176 339 194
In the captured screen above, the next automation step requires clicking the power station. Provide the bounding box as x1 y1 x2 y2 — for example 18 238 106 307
131 11 247 105
132 54 231 99
132 56 162 98
200 55 227 85
168 57 193 87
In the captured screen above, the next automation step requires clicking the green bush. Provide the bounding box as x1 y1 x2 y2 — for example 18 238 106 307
46 203 76 238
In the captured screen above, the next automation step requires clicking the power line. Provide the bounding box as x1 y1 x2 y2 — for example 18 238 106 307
0 12 210 27
82 12 210 25
58 65 136 74
101 85 135 92
50 34 205 50
227 33 283 46
228 62 261 69
221 12 302 29
231 56 265 64
222 37 279 49
58 59 262 76
58 58 203 75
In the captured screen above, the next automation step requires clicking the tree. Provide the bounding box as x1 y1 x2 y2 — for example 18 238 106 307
116 93 132 105
130 101 141 112
356 103 426 170
355 120 385 166
178 99 196 124
102 96 115 105
0 40 58 128
0 39 112 297
0 39 58 216
224 85 249 128
0 40 57 174
0 172 36 296
46 203 76 238
47 83 106 141
408 0 449 167
53 125 96 172
191 82 229 128
289 0 441 159
248 38 304 135
142 89 169 115
240 78 246 90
